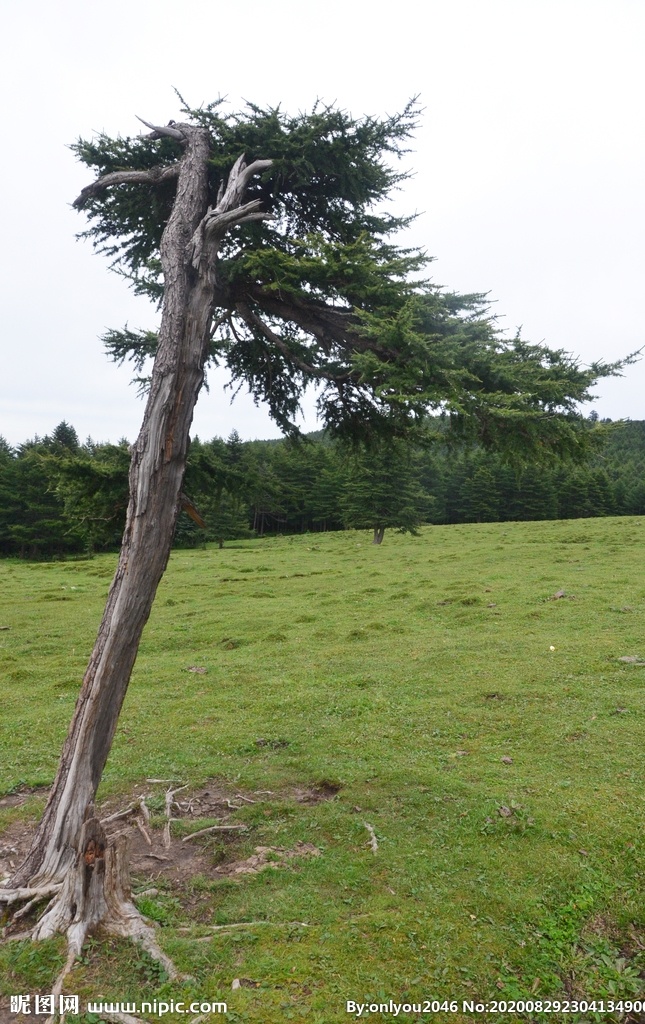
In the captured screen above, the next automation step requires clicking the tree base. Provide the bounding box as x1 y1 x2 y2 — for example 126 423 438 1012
1 817 179 1013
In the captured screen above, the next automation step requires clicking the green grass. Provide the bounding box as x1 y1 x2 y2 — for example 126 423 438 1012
1 518 645 1022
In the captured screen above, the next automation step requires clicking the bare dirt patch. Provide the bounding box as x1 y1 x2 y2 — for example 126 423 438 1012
0 778 335 892
293 780 342 803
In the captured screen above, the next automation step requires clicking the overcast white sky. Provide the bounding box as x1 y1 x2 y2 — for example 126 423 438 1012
1 0 643 446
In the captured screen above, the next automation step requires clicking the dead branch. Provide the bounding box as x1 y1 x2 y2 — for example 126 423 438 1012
189 154 273 271
73 163 181 209
165 784 188 814
364 822 379 853
190 201 272 270
135 816 152 845
139 796 151 825
236 156 274 193
101 802 138 825
235 794 256 804
136 115 186 141
163 784 187 847
217 154 273 208
182 824 248 842
207 197 265 230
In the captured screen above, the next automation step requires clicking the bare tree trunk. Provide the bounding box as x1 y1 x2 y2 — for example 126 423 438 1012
10 125 271 895
372 526 385 545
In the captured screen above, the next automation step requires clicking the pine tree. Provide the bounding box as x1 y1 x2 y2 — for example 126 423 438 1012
3 97 629 984
54 441 131 554
463 465 500 523
340 440 431 543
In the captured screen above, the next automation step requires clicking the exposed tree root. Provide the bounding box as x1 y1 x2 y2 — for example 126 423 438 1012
1 816 181 1009
364 822 379 852
182 823 247 842
181 917 311 933
0 883 62 905
100 802 137 825
135 816 153 845
161 783 187 848
2 928 34 942
178 919 310 942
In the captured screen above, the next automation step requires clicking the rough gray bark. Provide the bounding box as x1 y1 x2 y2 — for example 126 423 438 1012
372 526 385 545
3 121 271 963
36 818 178 998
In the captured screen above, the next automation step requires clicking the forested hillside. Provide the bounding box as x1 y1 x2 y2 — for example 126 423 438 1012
1 417 644 557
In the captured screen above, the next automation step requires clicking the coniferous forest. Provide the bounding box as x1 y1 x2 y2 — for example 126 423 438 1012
1 416 644 558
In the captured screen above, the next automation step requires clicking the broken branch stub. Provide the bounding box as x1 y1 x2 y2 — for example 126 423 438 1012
135 115 186 141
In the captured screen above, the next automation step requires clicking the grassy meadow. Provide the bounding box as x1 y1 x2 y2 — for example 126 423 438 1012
1 517 645 1022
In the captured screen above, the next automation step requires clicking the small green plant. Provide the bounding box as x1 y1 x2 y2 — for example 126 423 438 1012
137 948 170 985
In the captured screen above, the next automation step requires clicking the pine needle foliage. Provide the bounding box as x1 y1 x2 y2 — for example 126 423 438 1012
72 96 630 452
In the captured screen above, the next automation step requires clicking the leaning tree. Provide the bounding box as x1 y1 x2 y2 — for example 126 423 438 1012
0 96 628 987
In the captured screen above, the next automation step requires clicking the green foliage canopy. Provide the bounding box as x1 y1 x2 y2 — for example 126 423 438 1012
72 96 629 452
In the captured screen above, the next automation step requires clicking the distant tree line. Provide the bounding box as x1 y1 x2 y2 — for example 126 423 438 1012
1 417 644 558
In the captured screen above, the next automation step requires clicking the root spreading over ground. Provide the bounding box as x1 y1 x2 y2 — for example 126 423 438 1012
0 779 329 1021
